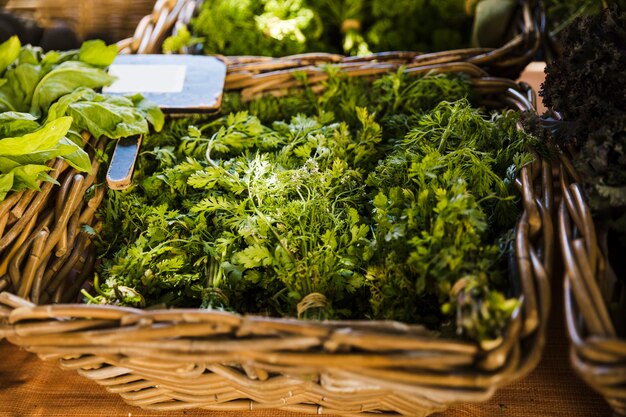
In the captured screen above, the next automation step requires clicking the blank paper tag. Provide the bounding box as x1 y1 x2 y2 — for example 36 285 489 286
104 64 187 93
104 55 226 113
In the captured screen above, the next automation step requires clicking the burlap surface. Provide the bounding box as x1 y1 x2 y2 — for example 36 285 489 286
0 63 613 417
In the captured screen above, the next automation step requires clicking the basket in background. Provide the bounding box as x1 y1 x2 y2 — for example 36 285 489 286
117 0 544 80
4 0 155 43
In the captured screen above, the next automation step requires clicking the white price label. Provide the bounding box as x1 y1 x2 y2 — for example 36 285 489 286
104 64 187 93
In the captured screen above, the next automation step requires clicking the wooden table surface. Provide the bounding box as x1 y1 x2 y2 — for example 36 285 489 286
0 63 614 417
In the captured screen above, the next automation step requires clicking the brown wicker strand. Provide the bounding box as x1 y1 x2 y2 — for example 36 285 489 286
7 216 46 292
558 153 626 414
31 255 51 305
10 188 38 223
0 210 38 279
0 191 24 223
0 159 68 253
16 229 49 299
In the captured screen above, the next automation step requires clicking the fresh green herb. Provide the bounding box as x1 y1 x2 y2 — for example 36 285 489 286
162 25 204 54
188 0 320 56
179 0 515 57
365 99 531 339
92 71 533 342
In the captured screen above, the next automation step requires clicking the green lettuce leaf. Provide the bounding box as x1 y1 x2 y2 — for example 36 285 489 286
129 94 165 132
46 86 96 118
30 61 115 116
0 112 39 138
0 63 42 112
55 136 92 171
0 36 20 74
78 40 118 67
48 87 164 138
10 164 52 190
17 46 40 65
0 86 17 112
0 170 14 201
0 156 20 172
0 116 91 202
41 48 84 66
0 164 56 201
0 116 72 157
0 116 91 172
67 101 149 139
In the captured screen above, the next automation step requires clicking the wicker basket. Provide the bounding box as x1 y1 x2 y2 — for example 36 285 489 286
0 61 552 416
4 0 155 42
116 0 544 79
0 133 105 305
559 155 626 416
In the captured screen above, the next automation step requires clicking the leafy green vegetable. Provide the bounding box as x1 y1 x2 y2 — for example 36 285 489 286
78 40 118 67
540 5 626 214
0 37 115 116
30 61 115 117
0 36 20 74
91 71 533 342
0 115 69 153
183 0 512 57
189 0 320 56
162 25 204 54
0 117 90 171
47 88 164 139
0 169 14 201
0 116 91 200
129 94 166 133
0 112 39 137
0 37 164 204
365 99 530 338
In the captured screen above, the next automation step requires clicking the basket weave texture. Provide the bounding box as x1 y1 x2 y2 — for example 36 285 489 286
559 155 626 416
0 60 553 415
116 0 544 80
0 134 104 305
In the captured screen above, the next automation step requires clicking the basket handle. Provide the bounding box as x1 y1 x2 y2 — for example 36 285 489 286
117 0 196 54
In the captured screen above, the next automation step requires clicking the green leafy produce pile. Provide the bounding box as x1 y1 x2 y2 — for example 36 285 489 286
164 0 518 56
90 71 536 342
0 36 163 203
